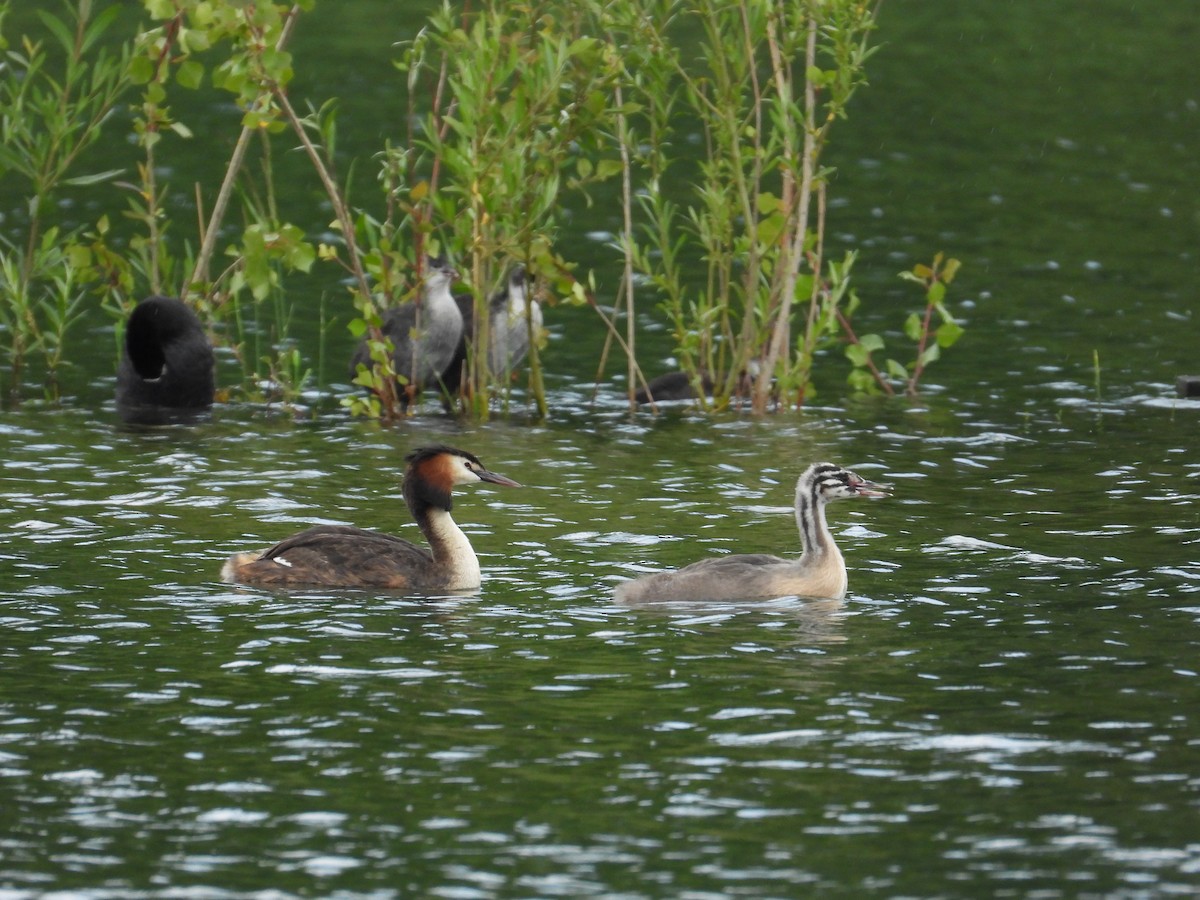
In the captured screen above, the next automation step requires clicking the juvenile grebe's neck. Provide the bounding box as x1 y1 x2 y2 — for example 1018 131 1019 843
795 472 843 559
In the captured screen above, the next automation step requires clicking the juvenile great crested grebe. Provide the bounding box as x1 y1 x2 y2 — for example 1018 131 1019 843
350 257 463 408
442 266 542 395
614 462 889 603
116 296 215 418
221 445 519 591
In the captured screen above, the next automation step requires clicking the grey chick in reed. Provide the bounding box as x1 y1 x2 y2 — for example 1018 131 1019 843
350 257 463 409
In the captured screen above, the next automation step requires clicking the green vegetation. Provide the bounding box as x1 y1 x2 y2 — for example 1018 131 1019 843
0 0 963 418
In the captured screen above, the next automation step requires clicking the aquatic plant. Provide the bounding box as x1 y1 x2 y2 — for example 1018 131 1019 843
0 0 962 418
0 0 130 403
612 0 884 412
367 1 623 421
844 252 963 396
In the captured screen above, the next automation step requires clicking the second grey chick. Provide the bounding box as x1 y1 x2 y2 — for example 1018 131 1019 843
351 257 463 408
442 266 541 395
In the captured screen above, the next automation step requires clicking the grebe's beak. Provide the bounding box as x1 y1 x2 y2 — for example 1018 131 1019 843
850 474 890 498
478 469 521 488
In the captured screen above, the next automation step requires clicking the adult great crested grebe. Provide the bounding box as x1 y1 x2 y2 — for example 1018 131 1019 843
614 462 889 603
221 446 519 591
350 257 463 409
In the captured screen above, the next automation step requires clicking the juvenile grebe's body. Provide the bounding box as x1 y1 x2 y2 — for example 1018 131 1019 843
486 266 541 377
117 296 214 419
221 446 519 591
614 462 888 604
442 266 541 395
350 258 463 408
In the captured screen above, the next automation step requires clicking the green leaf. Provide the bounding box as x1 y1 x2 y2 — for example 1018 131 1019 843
936 320 964 348
845 344 870 367
858 332 885 352
756 210 784 248
351 366 378 389
288 241 316 274
927 281 945 305
144 0 175 19
81 6 122 55
847 369 878 394
177 59 205 90
594 159 624 180
130 55 155 85
904 312 923 342
917 343 941 367
63 168 125 187
34 10 74 54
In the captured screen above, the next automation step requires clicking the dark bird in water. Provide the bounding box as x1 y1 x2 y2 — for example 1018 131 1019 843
116 296 215 422
441 266 541 396
634 371 715 405
634 364 762 406
350 257 464 409
221 445 520 592
614 462 889 603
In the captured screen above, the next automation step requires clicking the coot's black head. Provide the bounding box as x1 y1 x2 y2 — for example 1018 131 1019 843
117 296 215 413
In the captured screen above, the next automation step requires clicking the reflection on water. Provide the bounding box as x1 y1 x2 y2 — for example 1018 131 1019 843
2 390 1199 897
4 0 1200 894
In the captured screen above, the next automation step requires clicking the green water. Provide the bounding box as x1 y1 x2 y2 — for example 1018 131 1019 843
3 1 1200 897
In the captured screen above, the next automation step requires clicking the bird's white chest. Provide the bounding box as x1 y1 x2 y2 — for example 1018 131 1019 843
426 509 482 591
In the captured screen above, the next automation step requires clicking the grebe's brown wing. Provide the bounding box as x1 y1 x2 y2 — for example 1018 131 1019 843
238 525 435 589
259 525 424 558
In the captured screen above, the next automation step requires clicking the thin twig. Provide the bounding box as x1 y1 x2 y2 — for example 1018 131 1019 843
187 5 302 295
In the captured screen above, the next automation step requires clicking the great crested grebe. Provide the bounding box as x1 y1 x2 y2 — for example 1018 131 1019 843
116 296 215 418
350 257 464 408
614 462 889 603
442 266 542 395
221 445 519 591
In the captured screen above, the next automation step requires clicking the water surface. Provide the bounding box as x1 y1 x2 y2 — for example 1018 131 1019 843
3 1 1200 897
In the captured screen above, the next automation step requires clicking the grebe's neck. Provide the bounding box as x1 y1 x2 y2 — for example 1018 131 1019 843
794 475 847 598
795 478 841 559
418 506 480 591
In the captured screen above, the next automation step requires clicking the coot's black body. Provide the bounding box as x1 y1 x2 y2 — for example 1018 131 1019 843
116 296 215 422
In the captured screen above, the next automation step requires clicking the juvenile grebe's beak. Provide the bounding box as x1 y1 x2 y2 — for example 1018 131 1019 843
478 469 521 488
850 474 890 498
